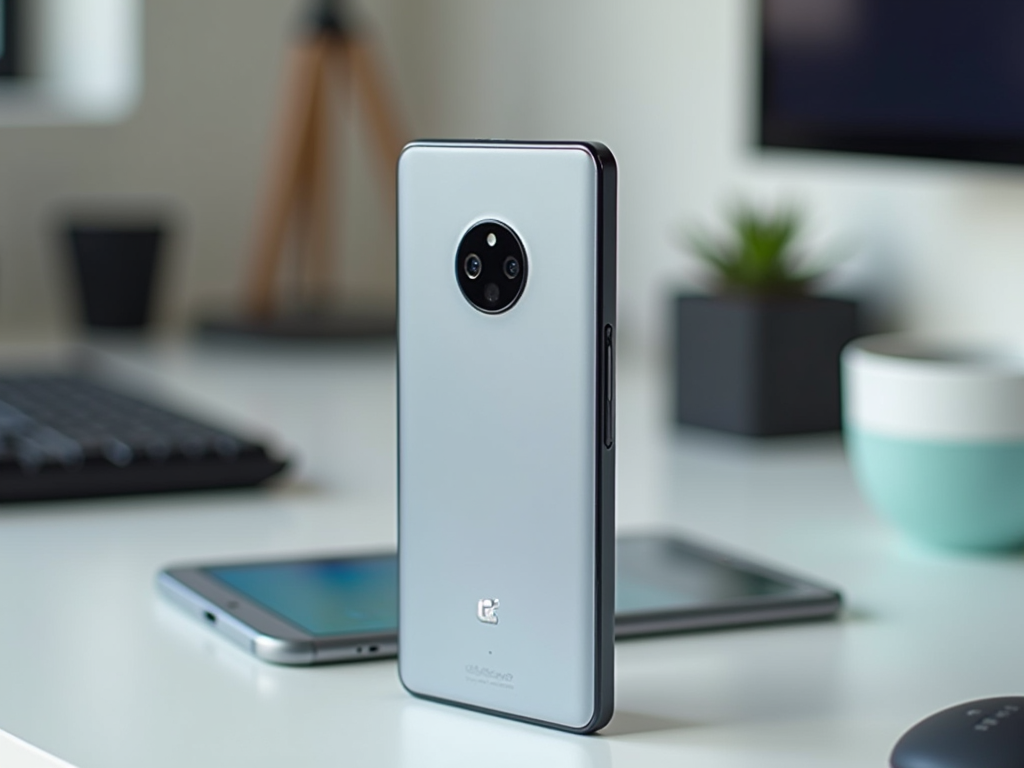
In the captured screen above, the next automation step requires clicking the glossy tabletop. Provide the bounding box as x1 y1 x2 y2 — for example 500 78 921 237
0 337 1020 768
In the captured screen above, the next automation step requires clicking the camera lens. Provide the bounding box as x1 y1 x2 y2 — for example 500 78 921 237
455 220 527 314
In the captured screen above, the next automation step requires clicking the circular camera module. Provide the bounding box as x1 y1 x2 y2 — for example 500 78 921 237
455 220 528 314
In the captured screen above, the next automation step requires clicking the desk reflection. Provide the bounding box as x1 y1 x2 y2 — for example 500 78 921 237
399 700 611 768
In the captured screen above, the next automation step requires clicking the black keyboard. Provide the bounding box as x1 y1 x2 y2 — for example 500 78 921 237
0 375 288 502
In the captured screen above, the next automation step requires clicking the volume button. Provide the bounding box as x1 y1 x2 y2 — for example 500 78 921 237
604 400 614 448
604 325 614 448
605 326 614 403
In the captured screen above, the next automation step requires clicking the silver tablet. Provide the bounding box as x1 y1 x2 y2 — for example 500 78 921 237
159 533 840 663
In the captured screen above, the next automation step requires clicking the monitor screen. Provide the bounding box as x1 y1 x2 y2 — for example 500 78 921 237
0 0 20 78
759 0 1024 165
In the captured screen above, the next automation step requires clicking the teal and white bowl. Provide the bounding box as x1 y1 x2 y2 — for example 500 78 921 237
842 335 1024 551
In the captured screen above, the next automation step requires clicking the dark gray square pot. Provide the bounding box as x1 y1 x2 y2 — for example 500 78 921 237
672 294 859 436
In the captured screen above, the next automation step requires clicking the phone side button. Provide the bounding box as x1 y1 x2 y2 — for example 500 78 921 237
604 399 614 449
603 326 614 448
604 325 614 402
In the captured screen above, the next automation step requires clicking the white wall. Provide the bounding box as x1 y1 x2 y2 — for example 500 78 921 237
0 0 402 334
395 0 1024 354
3 0 1024 354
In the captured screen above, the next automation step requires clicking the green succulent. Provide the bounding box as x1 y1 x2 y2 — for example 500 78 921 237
686 203 828 297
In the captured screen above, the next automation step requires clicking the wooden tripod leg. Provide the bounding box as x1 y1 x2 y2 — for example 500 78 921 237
304 43 344 308
245 40 330 319
346 37 406 199
289 97 317 308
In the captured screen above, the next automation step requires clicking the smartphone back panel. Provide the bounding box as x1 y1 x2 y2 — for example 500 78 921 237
397 141 615 732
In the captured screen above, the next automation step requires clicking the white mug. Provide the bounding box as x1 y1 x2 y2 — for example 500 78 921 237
842 334 1024 550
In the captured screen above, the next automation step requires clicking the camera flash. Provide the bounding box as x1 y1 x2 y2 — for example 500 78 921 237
486 233 497 247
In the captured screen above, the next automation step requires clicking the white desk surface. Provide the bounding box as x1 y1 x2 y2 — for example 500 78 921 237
0 337 1020 768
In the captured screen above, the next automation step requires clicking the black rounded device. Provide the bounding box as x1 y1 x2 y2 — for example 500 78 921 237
891 696 1024 768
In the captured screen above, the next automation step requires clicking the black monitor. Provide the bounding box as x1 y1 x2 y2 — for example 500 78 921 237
759 0 1024 166
0 0 21 78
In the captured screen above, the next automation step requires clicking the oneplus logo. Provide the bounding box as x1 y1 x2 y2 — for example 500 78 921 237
477 598 500 625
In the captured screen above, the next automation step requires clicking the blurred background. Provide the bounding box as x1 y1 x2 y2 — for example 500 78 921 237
3 0 1024 354
6 7 1024 761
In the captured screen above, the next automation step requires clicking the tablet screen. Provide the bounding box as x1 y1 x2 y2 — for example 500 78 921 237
202 536 816 637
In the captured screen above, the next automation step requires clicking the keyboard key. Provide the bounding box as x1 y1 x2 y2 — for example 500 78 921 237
101 439 134 467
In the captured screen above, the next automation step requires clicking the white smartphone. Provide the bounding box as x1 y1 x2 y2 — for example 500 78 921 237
396 140 617 733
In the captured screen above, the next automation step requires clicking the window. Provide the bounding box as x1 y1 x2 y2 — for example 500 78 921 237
0 0 140 124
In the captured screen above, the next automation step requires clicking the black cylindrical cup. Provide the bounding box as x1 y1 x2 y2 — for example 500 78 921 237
65 224 164 328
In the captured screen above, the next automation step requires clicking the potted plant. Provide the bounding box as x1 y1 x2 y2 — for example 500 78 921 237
673 202 859 436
